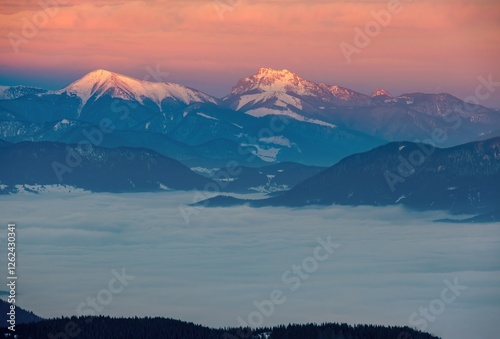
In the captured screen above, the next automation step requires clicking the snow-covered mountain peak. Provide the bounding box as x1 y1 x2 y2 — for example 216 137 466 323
224 69 373 127
229 69 371 106
371 89 392 97
230 68 318 96
81 69 114 82
255 67 295 80
58 69 217 108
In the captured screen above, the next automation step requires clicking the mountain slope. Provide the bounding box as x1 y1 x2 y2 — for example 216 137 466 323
203 138 500 215
0 315 440 339
0 100 385 167
0 85 47 100
0 299 43 325
1 68 498 167
274 137 500 213
0 141 213 193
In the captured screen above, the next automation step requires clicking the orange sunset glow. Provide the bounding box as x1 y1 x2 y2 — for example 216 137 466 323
0 0 499 105
2 2 500 339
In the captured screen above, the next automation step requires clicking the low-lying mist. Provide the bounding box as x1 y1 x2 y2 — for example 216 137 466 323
0 191 499 339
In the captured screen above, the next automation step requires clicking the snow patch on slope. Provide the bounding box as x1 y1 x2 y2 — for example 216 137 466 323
236 92 275 110
259 135 292 148
54 119 72 131
246 108 336 128
197 113 219 121
240 143 280 162
371 88 393 97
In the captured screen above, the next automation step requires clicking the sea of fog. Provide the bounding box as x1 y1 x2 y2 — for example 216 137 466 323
0 191 499 339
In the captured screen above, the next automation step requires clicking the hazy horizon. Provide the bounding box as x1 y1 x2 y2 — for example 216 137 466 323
3 67 500 109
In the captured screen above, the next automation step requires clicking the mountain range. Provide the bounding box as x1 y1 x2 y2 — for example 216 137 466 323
0 141 326 195
1 68 498 168
201 137 500 218
1 68 499 217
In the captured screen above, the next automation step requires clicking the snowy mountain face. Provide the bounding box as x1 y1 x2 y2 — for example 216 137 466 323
223 68 372 126
225 68 329 117
227 68 370 105
229 68 326 97
370 89 397 104
56 69 218 109
371 89 392 98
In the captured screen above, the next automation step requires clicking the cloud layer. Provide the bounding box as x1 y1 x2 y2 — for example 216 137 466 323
0 191 499 339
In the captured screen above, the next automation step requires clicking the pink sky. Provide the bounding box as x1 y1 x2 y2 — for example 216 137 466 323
0 0 499 106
